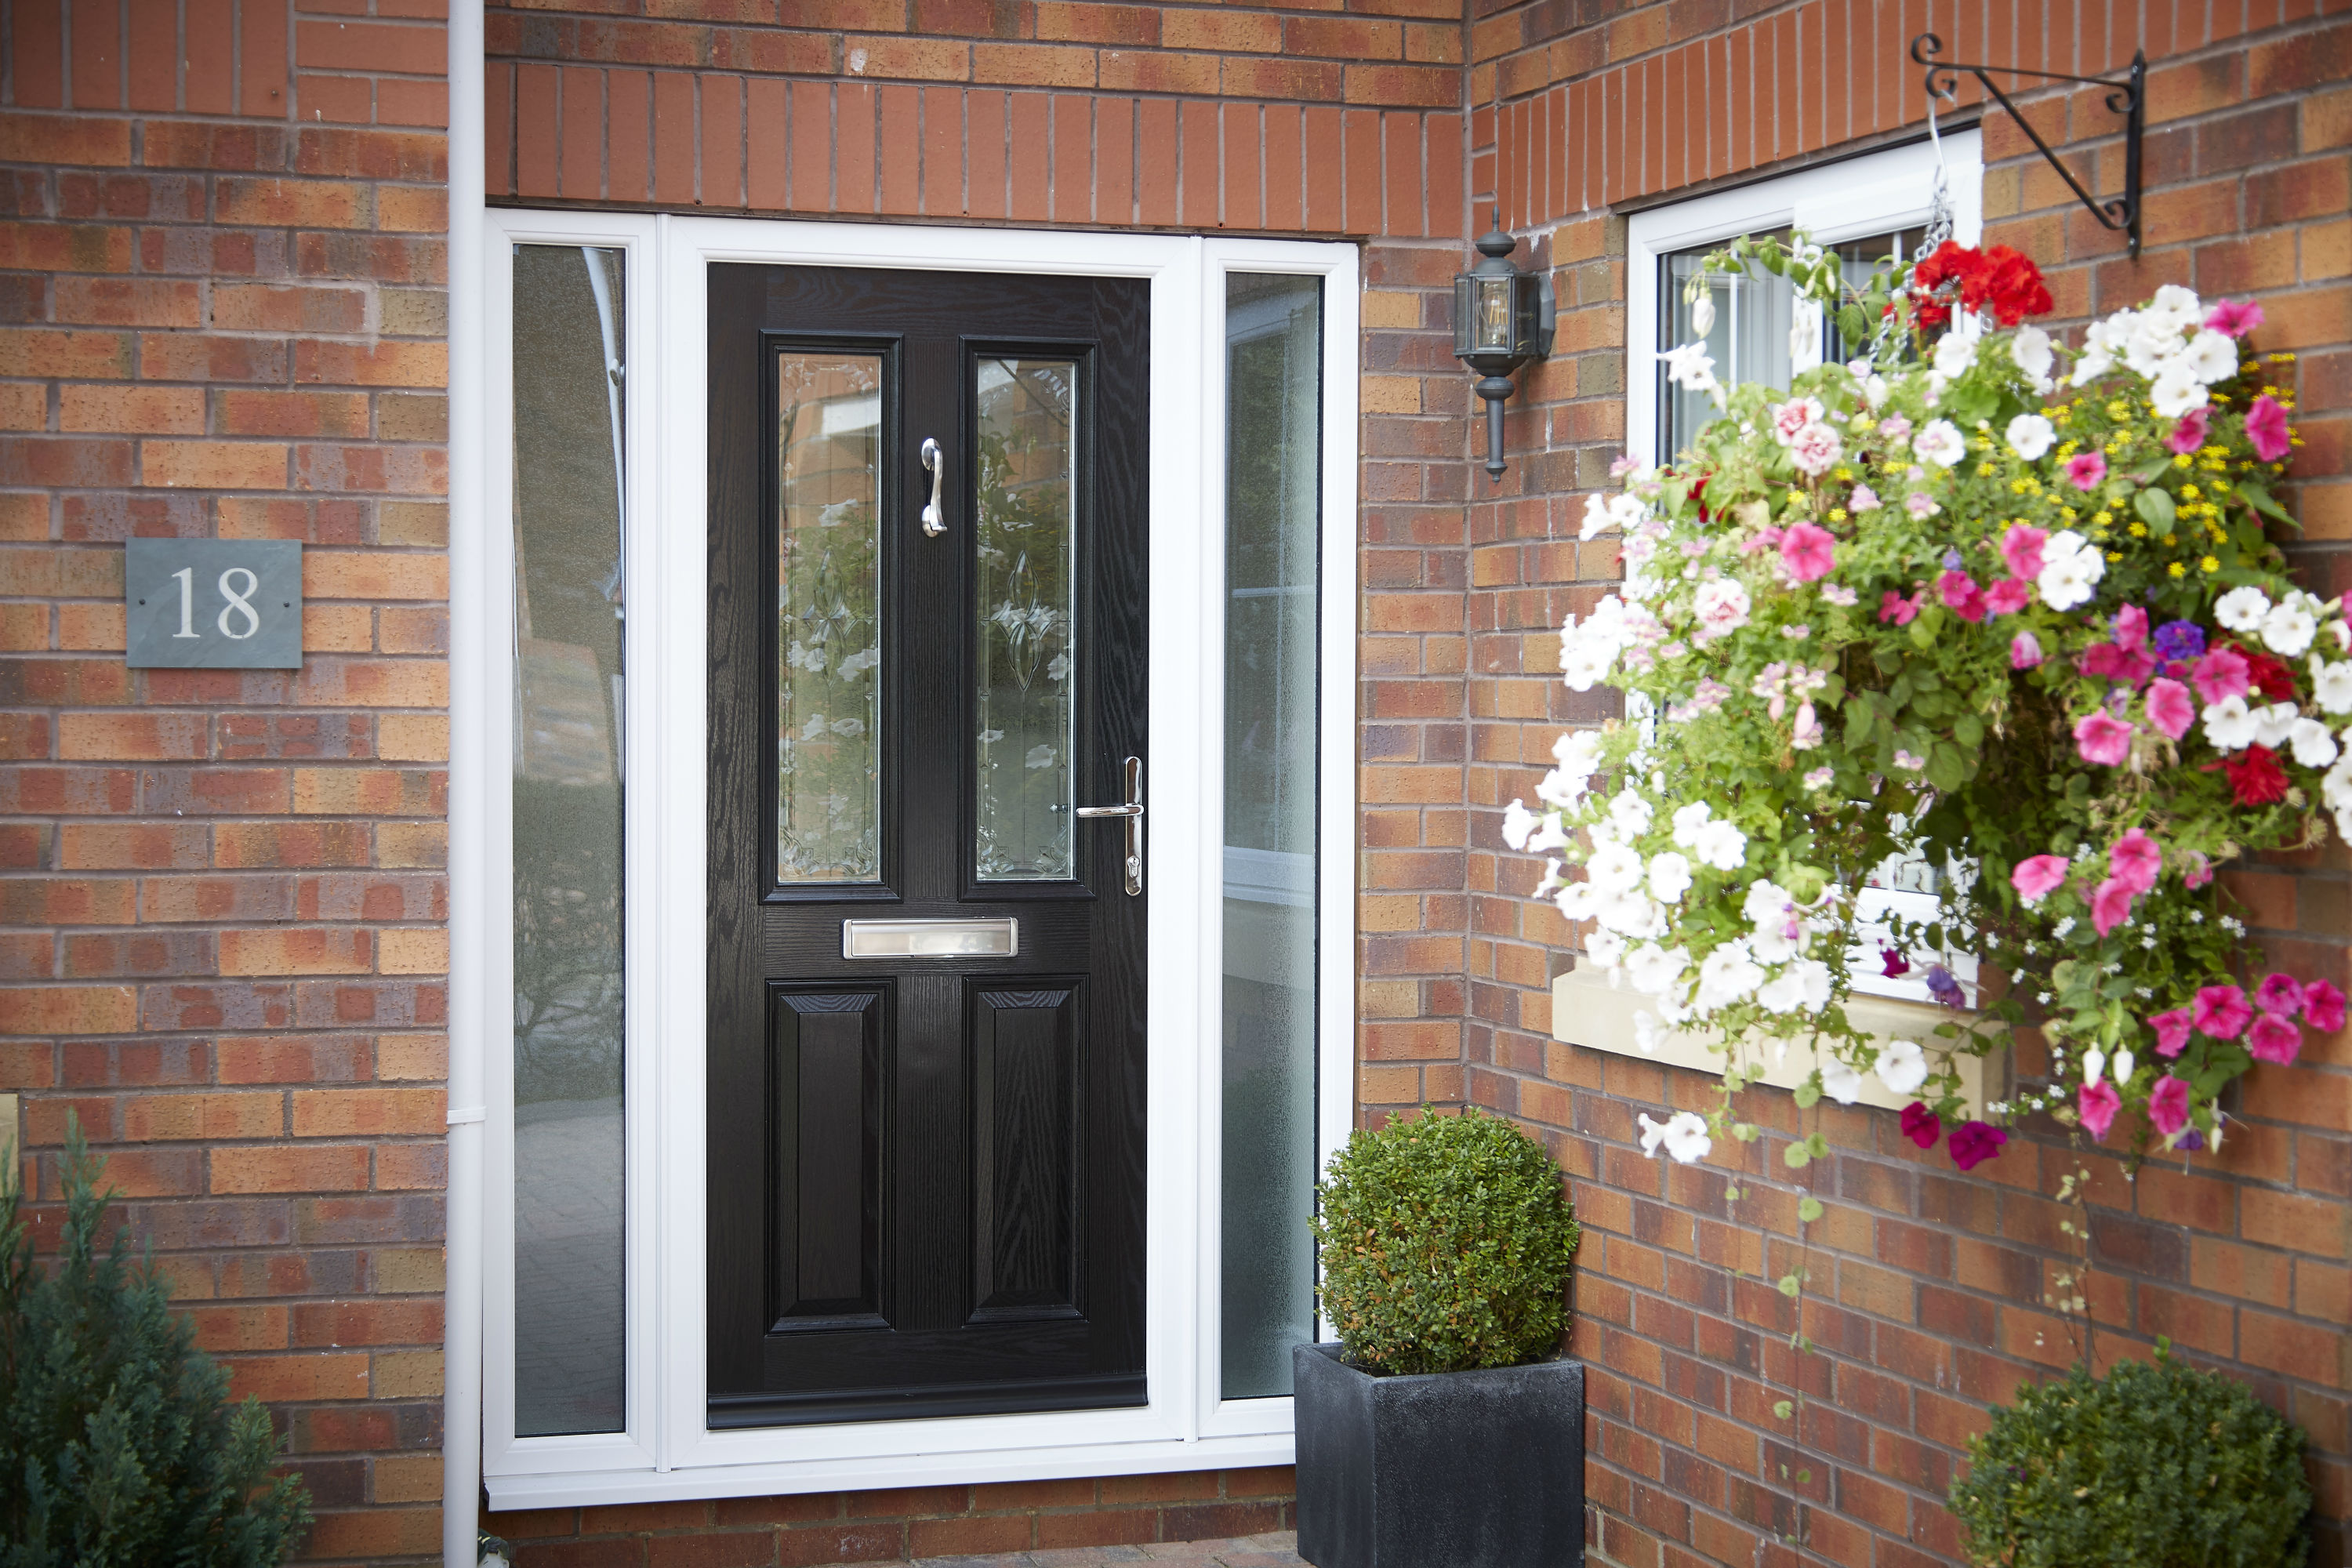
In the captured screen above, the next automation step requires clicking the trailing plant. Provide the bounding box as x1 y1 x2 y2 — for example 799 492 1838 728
0 1119 310 1568
1509 234 2325 1169
1948 1342 2311 1568
1310 1107 1581 1376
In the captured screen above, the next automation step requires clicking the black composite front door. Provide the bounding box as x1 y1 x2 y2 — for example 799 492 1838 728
706 264 1150 1428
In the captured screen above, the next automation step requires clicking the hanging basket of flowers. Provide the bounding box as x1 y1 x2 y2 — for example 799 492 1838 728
1511 233 2324 1171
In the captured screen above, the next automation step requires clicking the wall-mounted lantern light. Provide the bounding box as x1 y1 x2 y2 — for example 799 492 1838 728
1453 209 1556 481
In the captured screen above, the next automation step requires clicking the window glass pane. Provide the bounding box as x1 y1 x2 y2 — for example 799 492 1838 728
511 243 626 1437
777 354 884 883
975 358 1077 882
1220 274 1321 1399
1659 227 1922 462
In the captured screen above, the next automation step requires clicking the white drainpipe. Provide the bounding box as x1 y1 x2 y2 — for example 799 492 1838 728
443 0 487 1558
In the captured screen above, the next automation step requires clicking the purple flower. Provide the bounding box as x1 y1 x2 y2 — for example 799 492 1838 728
1925 964 1963 1007
2177 1127 2205 1152
1900 1102 1942 1149
1881 947 1912 978
1941 547 1965 570
2153 619 2207 663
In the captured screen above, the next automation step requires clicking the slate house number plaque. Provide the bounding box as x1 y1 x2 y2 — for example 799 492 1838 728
125 539 303 670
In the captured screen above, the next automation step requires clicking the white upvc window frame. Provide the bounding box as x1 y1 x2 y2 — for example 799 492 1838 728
459 211 1359 1509
1625 130 1985 472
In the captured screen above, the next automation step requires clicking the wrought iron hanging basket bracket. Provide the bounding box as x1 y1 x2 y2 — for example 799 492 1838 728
1911 31 2147 258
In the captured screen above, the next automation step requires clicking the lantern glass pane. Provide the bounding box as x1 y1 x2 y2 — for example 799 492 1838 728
1475 277 1512 350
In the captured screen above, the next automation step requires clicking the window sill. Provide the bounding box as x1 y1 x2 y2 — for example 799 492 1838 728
1549 966 1999 1120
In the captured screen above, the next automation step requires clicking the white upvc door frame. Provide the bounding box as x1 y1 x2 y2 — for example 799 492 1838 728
1624 129 1985 468
461 209 1359 1510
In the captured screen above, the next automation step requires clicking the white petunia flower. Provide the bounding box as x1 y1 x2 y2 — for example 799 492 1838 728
1755 968 1809 1014
1647 851 1693 904
1820 1057 1864 1105
1638 1110 1713 1164
1529 815 1570 853
2309 655 2352 715
2201 695 2259 751
1579 491 1614 541
1560 639 1616 693
1670 800 1713 848
1693 939 1764 1011
1626 943 1690 996
1794 959 1833 1011
1874 1037 1929 1096
1501 799 1537 851
1595 888 1665 939
2214 586 2272 633
1585 842 1646 895
2254 700 2300 750
1691 818 1748 871
1931 332 1977 379
1609 789 1655 838
1912 419 1966 467
2009 325 2055 387
1555 880 1599 921
2181 328 2238 385
2262 598 2318 658
2150 361 2209 419
1741 878 1793 927
1585 930 1627 972
2292 720 2339 768
2005 413 2056 461
2036 530 2106 612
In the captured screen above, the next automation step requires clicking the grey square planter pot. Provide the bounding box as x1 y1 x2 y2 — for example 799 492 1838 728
1292 1343 1584 1568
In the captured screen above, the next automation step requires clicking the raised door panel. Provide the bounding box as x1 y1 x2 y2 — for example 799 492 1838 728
969 983 1081 1322
769 987 886 1331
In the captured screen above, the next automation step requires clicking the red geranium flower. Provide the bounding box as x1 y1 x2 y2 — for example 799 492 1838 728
1977 245 2054 325
2220 744 2289 806
2241 648 2299 703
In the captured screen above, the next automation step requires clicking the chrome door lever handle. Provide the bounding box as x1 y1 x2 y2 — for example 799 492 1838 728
920 437 946 536
1076 756 1144 895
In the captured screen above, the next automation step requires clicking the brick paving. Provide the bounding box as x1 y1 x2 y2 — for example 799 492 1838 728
910 1532 1306 1568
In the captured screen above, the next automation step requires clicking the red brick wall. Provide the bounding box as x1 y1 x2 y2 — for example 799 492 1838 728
1464 2 2352 1565
1 0 452 1560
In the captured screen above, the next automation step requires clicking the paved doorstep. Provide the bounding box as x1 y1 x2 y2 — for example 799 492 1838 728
911 1531 1306 1568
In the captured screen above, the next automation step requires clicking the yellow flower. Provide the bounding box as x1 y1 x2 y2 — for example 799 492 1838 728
2161 534 2178 548
2129 521 2148 538
2106 401 2131 421
2169 561 2187 578
1977 462 1997 477
2201 555 2220 573
2182 485 2200 500
2092 510 2112 527
2108 550 2124 562
1829 507 1849 522
2174 453 2192 468
1835 466 1854 481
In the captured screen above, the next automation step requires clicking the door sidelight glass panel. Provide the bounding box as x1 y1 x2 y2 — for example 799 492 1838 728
974 358 1077 882
511 243 627 1437
777 353 884 884
1219 274 1322 1399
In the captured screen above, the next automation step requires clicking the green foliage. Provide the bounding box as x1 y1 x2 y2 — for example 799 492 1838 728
1310 1108 1581 1377
0 1120 310 1567
1948 1344 2310 1568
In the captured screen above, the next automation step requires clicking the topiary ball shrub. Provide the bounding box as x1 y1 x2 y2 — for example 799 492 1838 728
1309 1106 1581 1377
1948 1341 2310 1568
1 1119 311 1567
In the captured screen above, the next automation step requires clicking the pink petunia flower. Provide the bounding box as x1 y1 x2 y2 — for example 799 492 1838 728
2073 711 2135 766
1938 570 1987 622
2001 524 2050 579
2011 854 2071 904
2078 1080 2122 1142
2091 876 2138 935
2011 631 2045 669
2148 1008 2193 1057
2254 972 2306 1018
2108 828 2162 895
2193 983 2252 1040
2190 647 2251 706
2064 452 2107 491
2303 980 2347 1033
1900 1102 1941 1150
1780 521 1837 583
1948 1120 2008 1171
2205 299 2265 338
2165 406 2212 456
2082 643 2157 687
1985 577 2031 615
2247 1011 2302 1065
2114 604 2149 652
2183 851 2213 889
2147 1075 2191 1138
2145 678 2195 739
2245 394 2292 463
1878 590 1922 626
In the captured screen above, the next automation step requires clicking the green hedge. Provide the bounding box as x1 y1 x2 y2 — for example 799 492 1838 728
1310 1107 1581 1377
1949 1342 2310 1568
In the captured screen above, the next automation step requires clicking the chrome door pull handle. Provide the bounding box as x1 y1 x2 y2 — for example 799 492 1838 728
920 437 946 536
1076 756 1144 895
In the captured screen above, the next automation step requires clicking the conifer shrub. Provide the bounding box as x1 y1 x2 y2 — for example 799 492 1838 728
1310 1107 1581 1377
1948 1341 2310 1568
0 1120 311 1566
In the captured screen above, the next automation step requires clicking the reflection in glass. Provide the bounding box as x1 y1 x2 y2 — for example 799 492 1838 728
1659 228 1923 463
1220 274 1321 1399
512 244 626 1436
974 358 1076 882
777 354 884 882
